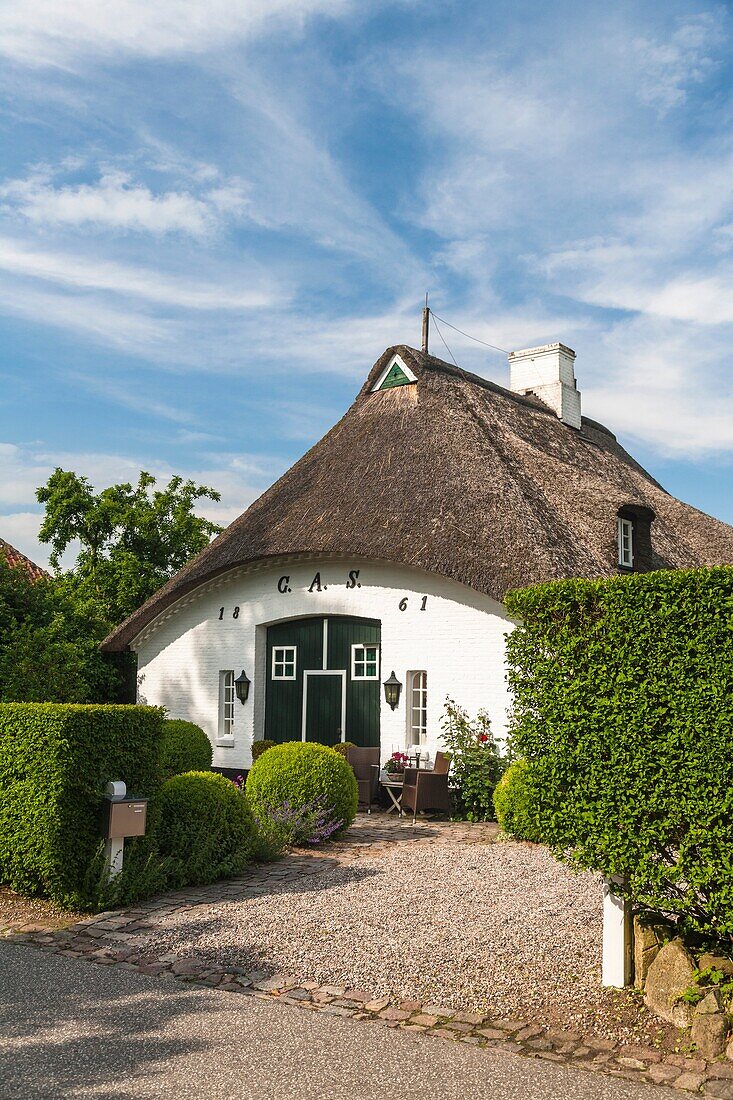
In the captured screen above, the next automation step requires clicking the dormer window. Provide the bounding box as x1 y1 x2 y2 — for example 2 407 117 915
372 353 417 392
618 516 634 569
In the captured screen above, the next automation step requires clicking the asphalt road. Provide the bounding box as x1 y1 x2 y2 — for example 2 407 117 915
0 942 674 1100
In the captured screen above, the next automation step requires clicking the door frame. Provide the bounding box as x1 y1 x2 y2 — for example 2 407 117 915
301 669 346 743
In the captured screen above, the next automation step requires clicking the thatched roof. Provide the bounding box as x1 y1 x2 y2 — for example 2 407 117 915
102 345 733 651
0 537 49 582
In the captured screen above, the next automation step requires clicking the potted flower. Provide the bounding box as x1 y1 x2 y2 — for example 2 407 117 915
383 751 409 782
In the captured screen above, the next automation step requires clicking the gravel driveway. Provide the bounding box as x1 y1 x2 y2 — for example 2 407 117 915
132 824 650 1040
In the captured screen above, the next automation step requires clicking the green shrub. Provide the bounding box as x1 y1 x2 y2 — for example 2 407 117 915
505 566 733 939
251 739 275 762
160 719 212 779
156 771 255 887
493 760 543 842
331 741 356 758
0 703 164 909
246 742 358 837
440 698 502 821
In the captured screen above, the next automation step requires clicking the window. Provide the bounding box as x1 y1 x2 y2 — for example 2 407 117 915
618 516 634 569
352 643 380 680
407 671 427 746
219 670 235 743
372 353 418 392
272 645 296 680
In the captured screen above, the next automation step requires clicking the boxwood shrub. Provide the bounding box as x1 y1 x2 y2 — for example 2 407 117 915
246 741 358 837
160 719 212 780
155 771 255 887
251 738 275 762
505 566 733 939
0 702 164 908
493 760 543 843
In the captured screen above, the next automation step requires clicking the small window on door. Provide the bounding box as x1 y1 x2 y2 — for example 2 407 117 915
352 643 380 680
219 670 235 742
272 646 297 680
407 670 427 746
618 516 634 569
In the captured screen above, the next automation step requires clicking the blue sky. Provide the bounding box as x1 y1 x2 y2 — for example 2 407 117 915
1 0 732 567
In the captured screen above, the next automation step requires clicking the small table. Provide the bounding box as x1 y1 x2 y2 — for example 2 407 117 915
381 779 404 815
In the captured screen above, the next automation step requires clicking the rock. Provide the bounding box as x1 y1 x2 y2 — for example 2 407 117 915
699 953 733 979
644 938 696 1027
697 989 723 1014
726 1035 733 1061
691 1010 728 1060
634 916 662 987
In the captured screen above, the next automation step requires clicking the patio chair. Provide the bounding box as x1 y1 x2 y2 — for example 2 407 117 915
401 752 452 824
346 746 380 814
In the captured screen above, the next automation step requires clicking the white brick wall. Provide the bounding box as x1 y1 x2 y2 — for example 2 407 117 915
133 558 515 770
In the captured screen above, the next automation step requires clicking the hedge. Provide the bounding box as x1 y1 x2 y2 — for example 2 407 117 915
505 566 733 939
246 742 358 837
160 719 212 780
156 771 255 887
492 760 544 843
0 703 164 908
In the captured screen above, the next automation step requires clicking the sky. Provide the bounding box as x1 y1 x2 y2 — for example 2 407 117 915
1 0 732 569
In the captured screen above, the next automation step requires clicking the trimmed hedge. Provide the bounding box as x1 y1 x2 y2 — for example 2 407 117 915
0 703 164 908
246 742 358 836
493 760 543 843
251 739 275 762
505 567 733 938
331 741 356 758
160 719 212 779
156 771 255 887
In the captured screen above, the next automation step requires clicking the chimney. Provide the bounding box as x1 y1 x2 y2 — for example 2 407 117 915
508 343 581 429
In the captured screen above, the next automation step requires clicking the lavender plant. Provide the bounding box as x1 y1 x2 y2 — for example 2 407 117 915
248 793 343 852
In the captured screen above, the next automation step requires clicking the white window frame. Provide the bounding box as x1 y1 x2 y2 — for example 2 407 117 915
371 353 418 391
217 669 235 746
618 516 634 569
351 643 380 681
407 670 428 747
271 645 297 681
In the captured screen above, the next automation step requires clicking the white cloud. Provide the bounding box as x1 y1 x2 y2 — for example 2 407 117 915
0 167 259 236
0 0 355 67
0 237 280 310
577 315 733 457
632 11 725 114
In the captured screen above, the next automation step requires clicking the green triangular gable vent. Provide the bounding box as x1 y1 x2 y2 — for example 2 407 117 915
379 362 412 390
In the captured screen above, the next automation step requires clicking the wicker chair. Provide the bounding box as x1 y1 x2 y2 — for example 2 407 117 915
401 751 452 824
346 746 380 814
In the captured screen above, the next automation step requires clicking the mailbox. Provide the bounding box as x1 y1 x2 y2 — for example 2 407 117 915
106 798 147 839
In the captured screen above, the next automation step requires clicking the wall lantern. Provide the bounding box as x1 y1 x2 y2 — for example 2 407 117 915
234 670 251 705
383 671 402 711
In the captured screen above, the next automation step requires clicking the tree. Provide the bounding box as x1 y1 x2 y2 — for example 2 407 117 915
0 556 118 702
37 469 222 624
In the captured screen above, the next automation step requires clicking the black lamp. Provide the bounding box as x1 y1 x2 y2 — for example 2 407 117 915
383 671 402 711
234 669 251 704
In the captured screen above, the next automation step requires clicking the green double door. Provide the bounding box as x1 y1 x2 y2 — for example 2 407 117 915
264 616 380 747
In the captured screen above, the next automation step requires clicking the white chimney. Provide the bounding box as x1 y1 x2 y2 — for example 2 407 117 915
508 343 581 429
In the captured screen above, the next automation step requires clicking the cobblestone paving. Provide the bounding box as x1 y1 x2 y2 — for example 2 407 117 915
5 816 731 1097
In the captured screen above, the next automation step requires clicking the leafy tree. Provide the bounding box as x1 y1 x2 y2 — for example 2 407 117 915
0 468 221 704
37 469 221 624
0 557 118 702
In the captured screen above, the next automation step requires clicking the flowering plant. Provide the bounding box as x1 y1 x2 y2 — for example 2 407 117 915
384 751 409 775
250 795 343 849
440 698 502 821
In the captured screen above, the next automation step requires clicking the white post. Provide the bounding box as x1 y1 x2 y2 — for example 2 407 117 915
104 780 127 880
602 877 632 987
104 837 124 879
